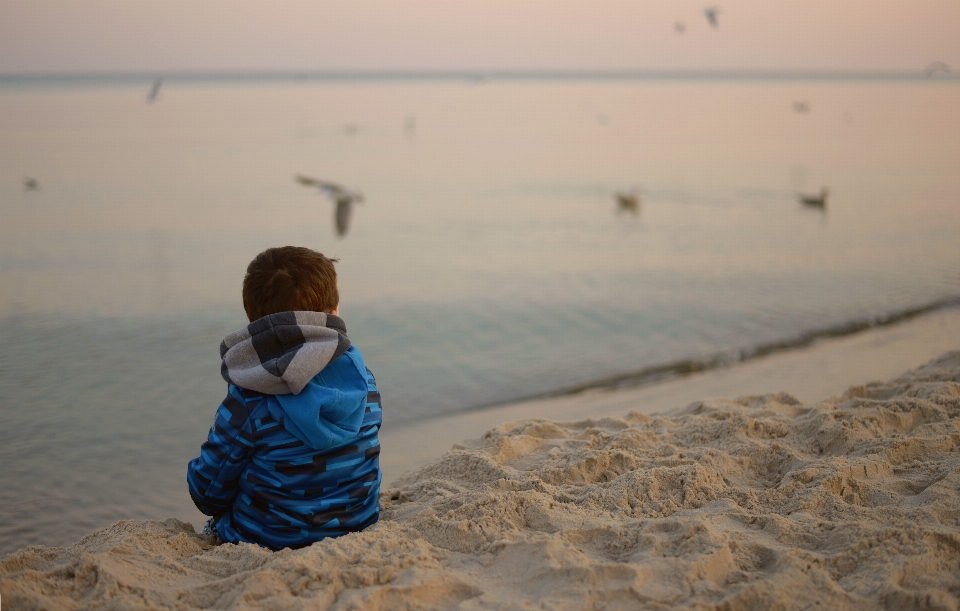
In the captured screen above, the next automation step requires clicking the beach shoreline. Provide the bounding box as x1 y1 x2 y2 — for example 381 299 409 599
381 304 960 485
3 309 959 609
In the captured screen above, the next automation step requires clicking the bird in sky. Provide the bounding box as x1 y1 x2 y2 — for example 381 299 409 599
675 21 686 34
295 175 365 237
146 78 162 103
23 177 39 191
792 101 810 113
703 6 722 28
923 62 950 78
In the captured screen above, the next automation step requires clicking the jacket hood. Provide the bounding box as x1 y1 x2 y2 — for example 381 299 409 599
272 346 370 450
220 311 351 396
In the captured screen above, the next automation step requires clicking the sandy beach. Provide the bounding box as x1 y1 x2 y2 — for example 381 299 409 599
3 309 960 610
381 304 960 485
5 6 960 606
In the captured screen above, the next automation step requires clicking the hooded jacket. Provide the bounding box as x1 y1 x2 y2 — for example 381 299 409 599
187 311 381 550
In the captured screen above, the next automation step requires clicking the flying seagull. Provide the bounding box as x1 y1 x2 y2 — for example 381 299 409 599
146 78 162 103
923 62 950 78
798 187 828 209
703 6 722 28
295 175 365 236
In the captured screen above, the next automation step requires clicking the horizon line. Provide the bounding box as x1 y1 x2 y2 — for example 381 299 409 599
2 68 958 84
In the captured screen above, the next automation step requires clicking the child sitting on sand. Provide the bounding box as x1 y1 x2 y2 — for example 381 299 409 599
187 246 382 550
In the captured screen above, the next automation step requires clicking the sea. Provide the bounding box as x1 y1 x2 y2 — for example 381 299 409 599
1 73 959 555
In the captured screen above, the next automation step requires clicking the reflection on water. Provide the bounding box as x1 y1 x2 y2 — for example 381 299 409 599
1 77 959 554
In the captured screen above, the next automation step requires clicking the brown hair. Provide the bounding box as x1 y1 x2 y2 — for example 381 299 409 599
242 246 339 321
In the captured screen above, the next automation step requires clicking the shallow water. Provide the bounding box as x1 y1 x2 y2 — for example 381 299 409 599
1 76 959 554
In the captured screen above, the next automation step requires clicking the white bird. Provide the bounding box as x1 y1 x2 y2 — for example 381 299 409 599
703 6 722 28
923 62 950 78
296 175 365 236
798 187 828 209
146 78 162 103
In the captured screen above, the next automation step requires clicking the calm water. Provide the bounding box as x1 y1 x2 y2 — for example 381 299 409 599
2 76 959 554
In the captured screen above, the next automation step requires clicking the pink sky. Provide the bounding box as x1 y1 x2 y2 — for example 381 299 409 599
1 0 958 74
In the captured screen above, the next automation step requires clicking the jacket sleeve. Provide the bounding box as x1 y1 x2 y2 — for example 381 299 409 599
187 385 256 517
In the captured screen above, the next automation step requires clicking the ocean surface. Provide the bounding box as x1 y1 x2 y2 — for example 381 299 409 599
2 74 959 554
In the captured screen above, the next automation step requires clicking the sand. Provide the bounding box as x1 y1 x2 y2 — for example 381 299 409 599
3 349 960 610
381 304 960 485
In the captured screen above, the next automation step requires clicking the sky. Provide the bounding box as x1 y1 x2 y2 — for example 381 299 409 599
1 0 958 75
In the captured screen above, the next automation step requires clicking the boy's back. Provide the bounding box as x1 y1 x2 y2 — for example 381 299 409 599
187 248 382 550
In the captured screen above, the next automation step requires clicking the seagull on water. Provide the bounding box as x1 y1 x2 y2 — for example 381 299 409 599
703 6 722 28
798 187 828 209
296 175 365 236
615 191 640 213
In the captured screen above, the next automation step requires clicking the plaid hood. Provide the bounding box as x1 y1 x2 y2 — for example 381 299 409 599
220 311 351 396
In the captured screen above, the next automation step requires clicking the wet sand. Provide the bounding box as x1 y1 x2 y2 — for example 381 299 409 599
381 305 960 485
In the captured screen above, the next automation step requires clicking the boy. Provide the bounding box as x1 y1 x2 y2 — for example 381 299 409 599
187 246 382 550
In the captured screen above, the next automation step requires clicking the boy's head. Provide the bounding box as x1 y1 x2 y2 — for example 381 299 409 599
242 246 340 321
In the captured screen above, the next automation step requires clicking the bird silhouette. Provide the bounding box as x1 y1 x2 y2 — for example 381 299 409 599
146 78 162 103
798 187 828 209
296 175 365 236
23 177 39 191
615 191 640 213
923 62 950 78
792 101 810 113
703 6 722 28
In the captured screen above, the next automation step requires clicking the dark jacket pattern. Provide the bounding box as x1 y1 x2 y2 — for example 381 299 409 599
187 311 381 550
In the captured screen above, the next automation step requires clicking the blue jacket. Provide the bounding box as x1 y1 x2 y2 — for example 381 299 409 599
187 312 381 550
